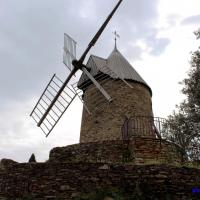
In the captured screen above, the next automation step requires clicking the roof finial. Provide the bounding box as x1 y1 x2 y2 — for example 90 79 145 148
113 30 120 50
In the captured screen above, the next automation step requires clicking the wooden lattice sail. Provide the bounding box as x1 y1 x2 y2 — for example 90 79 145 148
30 0 123 136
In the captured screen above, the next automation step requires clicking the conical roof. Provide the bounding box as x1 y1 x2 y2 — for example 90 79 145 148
78 47 152 95
107 47 147 83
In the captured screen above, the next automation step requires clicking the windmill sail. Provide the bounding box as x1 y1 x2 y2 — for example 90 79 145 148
63 33 77 71
30 74 77 137
79 0 123 63
31 0 123 136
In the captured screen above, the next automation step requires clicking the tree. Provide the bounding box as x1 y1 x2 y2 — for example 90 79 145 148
28 153 36 163
163 29 200 160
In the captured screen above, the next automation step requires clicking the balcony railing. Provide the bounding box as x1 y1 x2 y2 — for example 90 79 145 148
121 116 167 141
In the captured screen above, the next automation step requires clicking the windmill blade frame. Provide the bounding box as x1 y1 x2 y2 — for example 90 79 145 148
36 67 77 128
31 0 123 136
82 67 112 102
63 33 77 71
79 0 123 64
30 74 77 137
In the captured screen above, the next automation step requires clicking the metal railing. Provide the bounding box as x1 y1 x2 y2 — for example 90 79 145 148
121 116 167 141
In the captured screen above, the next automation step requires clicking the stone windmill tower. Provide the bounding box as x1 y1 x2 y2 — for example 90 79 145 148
77 43 154 143
30 0 182 166
1 1 195 199
30 0 158 144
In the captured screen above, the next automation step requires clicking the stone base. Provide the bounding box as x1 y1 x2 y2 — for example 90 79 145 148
0 138 199 199
0 162 200 199
49 138 184 165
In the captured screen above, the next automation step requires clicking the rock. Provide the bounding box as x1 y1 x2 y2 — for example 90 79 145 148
44 196 56 200
155 174 168 179
104 197 114 200
99 164 110 170
71 192 80 198
0 158 17 169
60 185 71 191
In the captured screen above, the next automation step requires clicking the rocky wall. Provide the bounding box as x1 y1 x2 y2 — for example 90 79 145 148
0 162 200 199
80 80 153 143
49 139 183 165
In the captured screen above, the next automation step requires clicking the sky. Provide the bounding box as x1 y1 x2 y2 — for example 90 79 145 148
0 0 200 162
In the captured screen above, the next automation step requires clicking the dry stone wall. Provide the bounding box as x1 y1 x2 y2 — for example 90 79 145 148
0 162 200 199
49 139 183 165
80 80 153 143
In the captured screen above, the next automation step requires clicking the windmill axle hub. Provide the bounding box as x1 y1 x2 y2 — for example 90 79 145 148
72 59 91 72
72 59 83 70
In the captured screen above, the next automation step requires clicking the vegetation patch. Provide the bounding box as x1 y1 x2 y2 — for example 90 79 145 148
74 188 124 200
17 194 35 200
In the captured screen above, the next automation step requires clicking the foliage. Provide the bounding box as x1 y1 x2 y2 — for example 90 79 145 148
17 194 35 200
122 147 133 163
194 28 200 39
74 183 174 200
74 187 124 200
163 29 200 160
28 153 36 163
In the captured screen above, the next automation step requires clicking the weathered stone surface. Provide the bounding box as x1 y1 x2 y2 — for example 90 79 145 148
49 139 183 165
99 164 110 170
80 80 153 143
0 163 199 199
104 197 114 200
0 159 17 170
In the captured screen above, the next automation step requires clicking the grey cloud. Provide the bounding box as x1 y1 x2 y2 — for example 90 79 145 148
146 37 170 56
167 14 180 27
181 15 200 25
125 44 143 61
109 0 169 58
0 99 81 162
86 0 169 60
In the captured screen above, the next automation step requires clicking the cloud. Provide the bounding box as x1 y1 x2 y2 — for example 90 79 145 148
147 37 170 56
87 0 170 60
0 98 81 162
181 15 200 25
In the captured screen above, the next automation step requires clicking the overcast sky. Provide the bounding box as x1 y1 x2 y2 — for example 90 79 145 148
0 0 200 162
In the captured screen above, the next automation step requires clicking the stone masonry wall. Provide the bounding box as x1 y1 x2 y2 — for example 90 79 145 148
0 162 200 199
49 139 183 165
80 80 153 143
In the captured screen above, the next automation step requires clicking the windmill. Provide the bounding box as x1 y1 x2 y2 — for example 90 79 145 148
30 0 123 137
